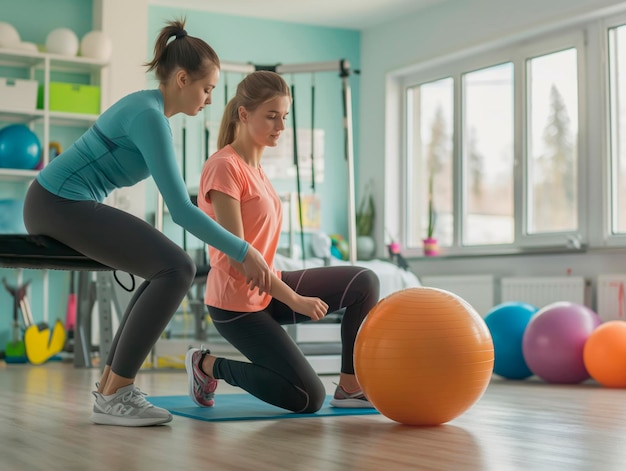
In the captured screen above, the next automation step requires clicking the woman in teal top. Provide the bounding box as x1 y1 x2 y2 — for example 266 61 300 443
23 19 271 427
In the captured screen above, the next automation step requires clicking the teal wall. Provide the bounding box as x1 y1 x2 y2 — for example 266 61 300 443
0 0 93 349
0 0 93 45
146 7 361 254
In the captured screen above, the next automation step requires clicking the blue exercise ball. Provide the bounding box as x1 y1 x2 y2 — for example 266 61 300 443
484 301 538 380
0 124 42 170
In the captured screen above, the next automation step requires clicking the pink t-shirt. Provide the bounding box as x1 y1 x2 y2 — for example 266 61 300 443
198 144 282 311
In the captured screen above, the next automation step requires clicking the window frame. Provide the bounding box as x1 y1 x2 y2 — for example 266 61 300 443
392 27 588 258
460 60 515 247
603 12 626 247
404 75 455 249
516 32 588 249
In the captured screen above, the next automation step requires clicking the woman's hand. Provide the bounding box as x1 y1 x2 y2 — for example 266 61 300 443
290 295 329 321
241 246 272 295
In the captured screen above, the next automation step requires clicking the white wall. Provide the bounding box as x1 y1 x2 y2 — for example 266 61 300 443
93 0 149 105
359 0 626 305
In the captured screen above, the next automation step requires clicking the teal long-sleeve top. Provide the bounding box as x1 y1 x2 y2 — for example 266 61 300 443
36 89 249 263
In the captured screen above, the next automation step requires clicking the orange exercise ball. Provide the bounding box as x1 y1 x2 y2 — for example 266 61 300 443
354 287 494 426
583 320 626 388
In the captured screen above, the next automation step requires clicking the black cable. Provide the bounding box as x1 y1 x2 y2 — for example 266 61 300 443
224 74 228 107
291 83 306 264
310 76 316 192
113 271 135 292
204 111 210 161
182 119 187 251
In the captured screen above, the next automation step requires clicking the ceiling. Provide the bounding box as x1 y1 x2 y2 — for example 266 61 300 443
149 0 448 29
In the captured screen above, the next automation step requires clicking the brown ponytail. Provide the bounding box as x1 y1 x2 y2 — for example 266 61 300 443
145 18 220 83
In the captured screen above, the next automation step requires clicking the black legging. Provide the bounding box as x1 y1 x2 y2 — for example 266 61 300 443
23 180 195 378
208 266 380 413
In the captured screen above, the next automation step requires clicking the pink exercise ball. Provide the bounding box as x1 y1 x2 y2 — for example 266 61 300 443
522 302 601 384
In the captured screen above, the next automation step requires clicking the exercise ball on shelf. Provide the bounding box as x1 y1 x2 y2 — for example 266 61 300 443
0 124 42 170
354 287 494 426
522 301 601 384
80 31 112 61
0 22 21 48
15 42 39 53
485 301 538 380
45 28 79 56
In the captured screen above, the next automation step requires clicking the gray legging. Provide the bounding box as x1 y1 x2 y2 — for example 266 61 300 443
23 180 195 378
208 266 380 414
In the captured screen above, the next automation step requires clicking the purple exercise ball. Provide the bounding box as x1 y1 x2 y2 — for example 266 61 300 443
522 302 601 384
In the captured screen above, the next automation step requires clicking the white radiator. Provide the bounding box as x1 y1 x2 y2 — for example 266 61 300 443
500 276 588 309
419 275 495 317
596 274 626 322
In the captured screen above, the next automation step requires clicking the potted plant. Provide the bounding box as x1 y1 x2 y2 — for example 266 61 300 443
356 182 376 260
423 173 439 256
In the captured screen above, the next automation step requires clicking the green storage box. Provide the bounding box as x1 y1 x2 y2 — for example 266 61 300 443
38 82 101 115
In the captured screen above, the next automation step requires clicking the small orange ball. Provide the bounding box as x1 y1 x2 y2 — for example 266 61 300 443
583 320 626 388
354 287 494 426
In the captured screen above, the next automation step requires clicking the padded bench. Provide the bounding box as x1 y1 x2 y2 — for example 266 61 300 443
0 234 213 367
0 234 116 368
0 234 112 271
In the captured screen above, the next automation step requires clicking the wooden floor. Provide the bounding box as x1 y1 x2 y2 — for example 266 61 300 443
1 359 625 471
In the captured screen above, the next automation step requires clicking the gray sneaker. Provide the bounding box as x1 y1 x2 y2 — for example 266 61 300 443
90 384 172 426
329 384 374 408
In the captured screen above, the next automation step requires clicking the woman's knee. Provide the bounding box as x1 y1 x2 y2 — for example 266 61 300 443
359 268 380 299
158 250 196 289
352 268 380 304
298 377 326 413
177 251 197 285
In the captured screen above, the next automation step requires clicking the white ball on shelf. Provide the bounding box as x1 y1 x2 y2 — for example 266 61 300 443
79 30 112 61
0 22 21 48
45 28 79 56
15 42 39 53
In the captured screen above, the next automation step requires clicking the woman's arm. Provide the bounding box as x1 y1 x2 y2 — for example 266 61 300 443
211 190 328 320
130 111 271 294
267 272 328 321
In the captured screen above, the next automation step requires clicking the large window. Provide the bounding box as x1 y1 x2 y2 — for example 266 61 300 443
609 23 626 235
406 78 453 248
462 63 514 245
398 31 584 255
526 48 579 234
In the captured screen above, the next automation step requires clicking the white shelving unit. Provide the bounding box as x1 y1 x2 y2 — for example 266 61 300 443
0 47 108 322
0 47 108 173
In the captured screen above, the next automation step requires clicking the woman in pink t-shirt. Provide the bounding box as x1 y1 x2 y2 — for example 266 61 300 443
185 71 380 412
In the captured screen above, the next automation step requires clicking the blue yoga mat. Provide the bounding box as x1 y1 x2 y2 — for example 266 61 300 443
150 394 379 422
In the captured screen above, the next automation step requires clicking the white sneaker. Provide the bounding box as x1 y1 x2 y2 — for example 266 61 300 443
90 384 172 426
